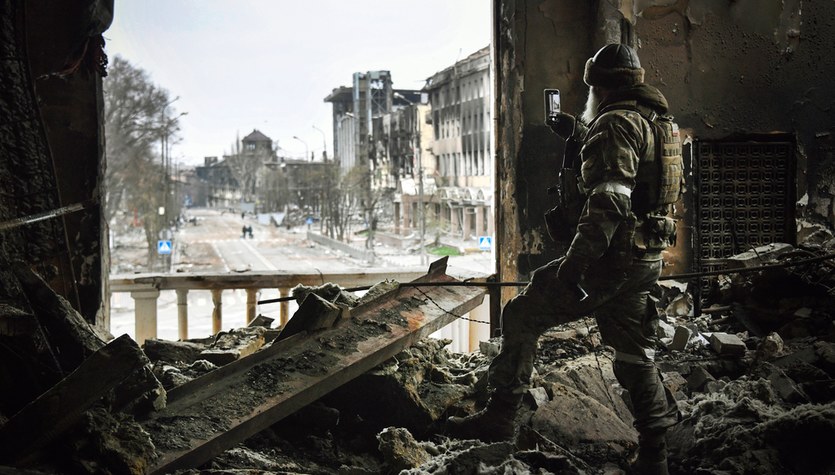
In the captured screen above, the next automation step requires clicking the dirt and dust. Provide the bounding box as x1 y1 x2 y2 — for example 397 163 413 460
163 245 835 475
6 245 835 474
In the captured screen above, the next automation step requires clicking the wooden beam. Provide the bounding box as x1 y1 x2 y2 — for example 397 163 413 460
142 269 484 474
0 334 149 465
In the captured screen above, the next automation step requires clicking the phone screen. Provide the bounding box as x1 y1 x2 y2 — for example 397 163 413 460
544 89 560 122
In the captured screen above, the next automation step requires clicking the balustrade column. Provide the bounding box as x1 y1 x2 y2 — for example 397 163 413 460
211 289 223 334
176 289 189 340
279 287 290 326
130 288 160 345
246 289 258 324
468 296 491 352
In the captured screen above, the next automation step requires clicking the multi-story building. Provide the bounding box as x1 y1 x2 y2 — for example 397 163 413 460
324 72 423 225
423 46 493 240
324 51 494 242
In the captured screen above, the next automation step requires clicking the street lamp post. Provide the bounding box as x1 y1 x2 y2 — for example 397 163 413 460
293 135 309 162
312 125 327 161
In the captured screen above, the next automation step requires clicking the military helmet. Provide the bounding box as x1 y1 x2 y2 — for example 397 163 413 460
584 43 645 88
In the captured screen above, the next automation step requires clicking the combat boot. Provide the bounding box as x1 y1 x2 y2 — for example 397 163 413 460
631 431 669 475
445 393 519 442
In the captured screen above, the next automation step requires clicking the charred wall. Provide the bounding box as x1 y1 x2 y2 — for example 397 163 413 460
495 0 835 298
0 0 110 324
495 0 595 301
635 0 835 224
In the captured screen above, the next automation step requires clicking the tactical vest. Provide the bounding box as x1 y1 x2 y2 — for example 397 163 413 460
598 103 685 216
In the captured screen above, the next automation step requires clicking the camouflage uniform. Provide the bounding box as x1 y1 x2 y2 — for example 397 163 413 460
487 83 680 438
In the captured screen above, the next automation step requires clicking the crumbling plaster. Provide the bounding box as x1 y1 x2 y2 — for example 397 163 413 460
496 0 835 299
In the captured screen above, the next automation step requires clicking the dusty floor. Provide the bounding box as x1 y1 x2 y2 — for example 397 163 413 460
4 239 835 475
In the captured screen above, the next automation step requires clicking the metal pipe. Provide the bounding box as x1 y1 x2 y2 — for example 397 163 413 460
256 251 835 305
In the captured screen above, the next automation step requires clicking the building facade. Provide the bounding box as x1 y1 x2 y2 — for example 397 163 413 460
423 46 493 240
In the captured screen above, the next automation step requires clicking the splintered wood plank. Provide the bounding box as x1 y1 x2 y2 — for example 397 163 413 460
0 335 148 465
143 273 484 475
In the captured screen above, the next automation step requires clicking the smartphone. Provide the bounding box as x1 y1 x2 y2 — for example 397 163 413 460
544 88 560 123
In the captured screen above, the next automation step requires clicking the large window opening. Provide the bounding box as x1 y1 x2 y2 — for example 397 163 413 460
104 2 496 348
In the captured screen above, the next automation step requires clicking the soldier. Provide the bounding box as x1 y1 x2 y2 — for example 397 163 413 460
447 43 681 475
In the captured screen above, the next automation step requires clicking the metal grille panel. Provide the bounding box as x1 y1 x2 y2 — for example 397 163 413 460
694 140 796 295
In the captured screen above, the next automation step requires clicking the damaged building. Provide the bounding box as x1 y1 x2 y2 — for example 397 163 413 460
2 1 835 474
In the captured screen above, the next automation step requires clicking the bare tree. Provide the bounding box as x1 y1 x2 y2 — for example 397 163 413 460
103 55 183 268
226 136 269 203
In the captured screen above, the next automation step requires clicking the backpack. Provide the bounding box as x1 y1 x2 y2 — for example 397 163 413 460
599 103 685 215
636 110 684 215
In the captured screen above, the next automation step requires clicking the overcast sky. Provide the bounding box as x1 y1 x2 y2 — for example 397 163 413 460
105 1 492 165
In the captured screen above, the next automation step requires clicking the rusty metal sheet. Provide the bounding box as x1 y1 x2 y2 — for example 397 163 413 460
141 262 485 474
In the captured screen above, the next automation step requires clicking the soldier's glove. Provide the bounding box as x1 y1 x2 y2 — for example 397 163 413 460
546 112 578 140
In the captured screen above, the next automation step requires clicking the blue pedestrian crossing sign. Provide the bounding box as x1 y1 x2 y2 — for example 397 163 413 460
478 236 492 251
157 240 172 255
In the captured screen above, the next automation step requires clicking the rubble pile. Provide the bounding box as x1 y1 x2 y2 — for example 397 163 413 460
1 244 834 474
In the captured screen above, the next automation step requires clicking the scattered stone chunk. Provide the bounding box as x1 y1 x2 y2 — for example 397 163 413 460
756 332 784 361
142 338 205 364
199 327 266 366
657 320 675 340
670 326 693 351
247 314 274 328
377 427 430 473
525 387 550 409
277 293 346 341
709 332 747 356
687 366 715 392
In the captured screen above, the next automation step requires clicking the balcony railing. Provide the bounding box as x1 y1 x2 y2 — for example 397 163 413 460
109 268 491 352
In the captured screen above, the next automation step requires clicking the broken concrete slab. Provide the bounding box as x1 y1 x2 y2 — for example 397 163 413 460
657 319 675 340
724 243 794 269
670 326 693 351
276 292 346 342
540 353 635 426
662 371 688 395
531 382 637 458
710 332 747 356
199 326 267 366
767 367 808 403
142 338 206 365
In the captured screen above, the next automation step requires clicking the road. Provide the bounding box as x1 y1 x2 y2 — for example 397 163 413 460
174 208 359 273
110 208 492 343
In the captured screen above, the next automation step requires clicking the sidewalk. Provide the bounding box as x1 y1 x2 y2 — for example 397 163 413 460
312 228 495 278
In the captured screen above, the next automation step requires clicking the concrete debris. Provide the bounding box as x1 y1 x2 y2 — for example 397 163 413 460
725 242 795 269
200 326 267 365
670 325 693 351
756 332 785 361
3 246 834 474
531 382 638 460
377 426 431 472
710 332 748 356
525 386 550 408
